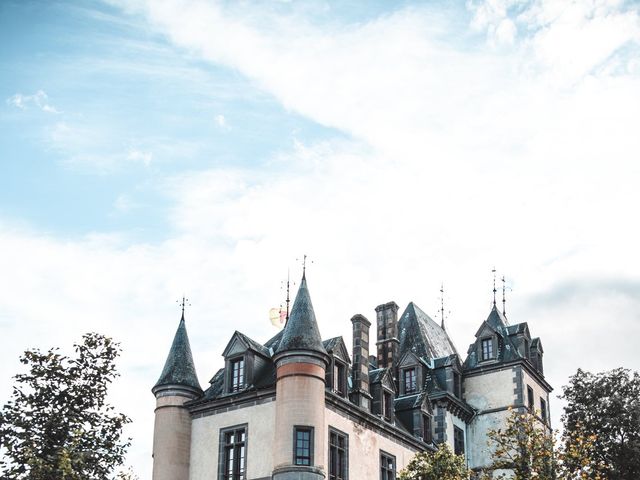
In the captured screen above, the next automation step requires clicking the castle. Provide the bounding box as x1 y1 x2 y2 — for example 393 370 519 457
151 272 552 479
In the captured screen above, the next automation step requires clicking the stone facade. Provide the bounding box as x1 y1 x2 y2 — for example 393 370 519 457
151 275 552 479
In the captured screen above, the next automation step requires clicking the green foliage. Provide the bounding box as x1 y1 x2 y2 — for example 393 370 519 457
484 409 554 480
483 408 604 480
399 443 470 480
561 368 640 480
0 333 132 480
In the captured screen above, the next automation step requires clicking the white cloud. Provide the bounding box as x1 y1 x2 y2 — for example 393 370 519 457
127 149 153 166
6 90 61 113
215 113 229 129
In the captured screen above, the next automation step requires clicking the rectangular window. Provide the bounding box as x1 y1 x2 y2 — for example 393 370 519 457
294 426 313 466
527 385 534 412
380 451 396 480
453 372 461 398
334 361 346 395
481 338 493 360
454 426 465 456
383 390 393 420
404 368 416 394
219 425 246 480
423 415 432 443
230 358 245 392
329 428 348 480
540 398 547 423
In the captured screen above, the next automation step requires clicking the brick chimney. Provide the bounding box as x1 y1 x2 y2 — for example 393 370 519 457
350 314 372 411
375 302 399 371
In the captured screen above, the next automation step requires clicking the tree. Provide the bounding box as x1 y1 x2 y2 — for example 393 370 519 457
0 333 132 480
483 408 604 480
399 443 470 480
561 368 640 480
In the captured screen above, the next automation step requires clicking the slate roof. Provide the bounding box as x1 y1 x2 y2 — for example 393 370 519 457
202 368 224 399
264 329 283 353
395 392 428 411
323 337 342 352
398 302 458 360
235 331 271 358
463 305 525 370
369 368 388 384
275 275 327 356
154 314 202 393
486 304 510 331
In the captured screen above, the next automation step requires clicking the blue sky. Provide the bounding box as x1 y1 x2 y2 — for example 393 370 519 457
1 0 344 238
1 0 640 478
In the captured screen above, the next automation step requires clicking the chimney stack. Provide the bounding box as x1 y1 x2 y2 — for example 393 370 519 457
375 302 399 371
350 314 372 411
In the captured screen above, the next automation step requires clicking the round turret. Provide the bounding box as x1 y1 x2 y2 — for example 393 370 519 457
272 275 329 480
151 314 202 480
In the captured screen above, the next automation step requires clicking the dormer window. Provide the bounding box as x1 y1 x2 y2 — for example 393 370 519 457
333 360 346 396
481 338 493 361
230 357 245 392
404 368 417 395
383 390 393 420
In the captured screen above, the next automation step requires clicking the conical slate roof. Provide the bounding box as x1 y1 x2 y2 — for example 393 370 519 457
275 275 327 356
398 302 458 360
154 313 202 392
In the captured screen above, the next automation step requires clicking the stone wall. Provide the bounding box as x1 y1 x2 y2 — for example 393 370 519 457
189 400 276 480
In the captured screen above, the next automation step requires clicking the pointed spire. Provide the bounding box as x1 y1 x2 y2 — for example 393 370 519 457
275 274 327 356
153 311 202 395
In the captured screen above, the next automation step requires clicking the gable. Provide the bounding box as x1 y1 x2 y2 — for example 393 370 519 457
325 336 351 364
398 350 422 368
222 333 248 358
475 321 498 340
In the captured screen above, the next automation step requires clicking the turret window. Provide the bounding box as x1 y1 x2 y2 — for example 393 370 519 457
481 338 493 361
294 426 313 466
230 358 245 392
403 368 417 394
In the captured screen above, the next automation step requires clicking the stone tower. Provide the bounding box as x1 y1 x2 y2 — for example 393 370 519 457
271 273 329 480
151 312 202 480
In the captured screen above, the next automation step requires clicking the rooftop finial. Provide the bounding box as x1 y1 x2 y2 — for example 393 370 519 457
297 254 313 279
492 267 497 307
502 275 506 317
440 282 445 330
177 295 190 320
302 254 307 278
286 269 291 322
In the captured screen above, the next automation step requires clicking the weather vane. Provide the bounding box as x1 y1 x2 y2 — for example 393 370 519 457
492 267 497 306
501 275 512 318
296 254 313 278
177 295 190 317
440 283 446 330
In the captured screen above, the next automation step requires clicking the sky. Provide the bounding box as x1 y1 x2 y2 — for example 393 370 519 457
1 0 639 477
